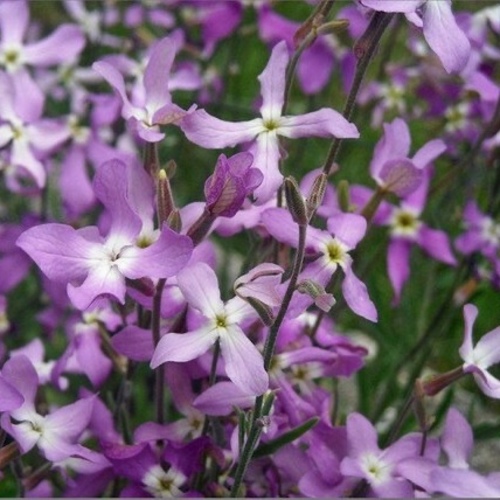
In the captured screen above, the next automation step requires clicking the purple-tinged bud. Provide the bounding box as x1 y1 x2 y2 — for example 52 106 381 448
204 152 262 217
306 173 328 218
284 176 308 225
379 159 423 197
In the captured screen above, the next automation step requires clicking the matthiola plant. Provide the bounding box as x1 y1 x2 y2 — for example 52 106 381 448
1 1 500 498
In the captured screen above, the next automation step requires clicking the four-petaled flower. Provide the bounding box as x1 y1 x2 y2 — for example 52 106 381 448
151 262 269 396
181 40 359 203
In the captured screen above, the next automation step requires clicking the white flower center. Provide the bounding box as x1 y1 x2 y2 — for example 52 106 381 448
390 208 421 238
361 453 392 485
142 465 185 498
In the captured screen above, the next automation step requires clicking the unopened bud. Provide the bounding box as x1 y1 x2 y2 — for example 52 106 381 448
306 173 328 218
337 179 350 212
157 168 175 224
284 176 307 226
167 209 182 233
0 441 20 469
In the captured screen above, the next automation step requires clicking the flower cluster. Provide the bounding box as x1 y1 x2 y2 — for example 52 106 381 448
1 0 500 498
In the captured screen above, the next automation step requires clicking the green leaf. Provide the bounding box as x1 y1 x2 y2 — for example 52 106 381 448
252 417 319 458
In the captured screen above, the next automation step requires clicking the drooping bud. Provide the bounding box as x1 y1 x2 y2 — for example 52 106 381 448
234 263 284 307
306 173 328 218
297 279 335 312
284 176 307 225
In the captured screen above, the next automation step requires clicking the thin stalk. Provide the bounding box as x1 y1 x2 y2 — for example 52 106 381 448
323 12 394 176
152 278 167 425
230 224 308 497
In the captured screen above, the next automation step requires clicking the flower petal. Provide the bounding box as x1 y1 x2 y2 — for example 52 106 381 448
278 108 359 140
150 327 218 368
258 41 288 121
342 266 378 322
181 109 262 148
176 262 224 317
219 325 268 395
423 0 471 73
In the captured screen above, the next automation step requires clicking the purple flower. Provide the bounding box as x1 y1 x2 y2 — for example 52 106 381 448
204 152 263 217
93 35 189 142
181 41 358 203
151 262 269 396
360 0 471 73
0 355 95 462
262 207 377 321
340 412 420 497
459 303 500 398
17 159 193 310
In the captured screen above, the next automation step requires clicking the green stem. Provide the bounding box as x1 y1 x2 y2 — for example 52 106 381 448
230 224 308 496
323 12 394 176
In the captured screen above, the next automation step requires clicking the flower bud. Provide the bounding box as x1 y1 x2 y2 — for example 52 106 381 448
204 152 262 217
296 279 335 312
284 176 307 226
306 173 328 218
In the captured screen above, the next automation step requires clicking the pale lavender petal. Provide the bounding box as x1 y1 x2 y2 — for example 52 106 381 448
150 327 218 368
346 412 380 456
2 355 38 414
152 102 187 126
412 139 446 169
370 118 411 179
111 325 154 361
11 69 44 122
75 333 112 387
442 408 472 469
378 159 423 197
423 0 471 73
28 120 71 152
397 457 436 493
473 370 500 399
0 0 29 44
388 238 411 302
373 479 414 498
67 264 125 310
116 226 192 280
417 226 457 265
342 266 377 322
261 207 301 248
16 223 100 283
459 304 478 363
278 108 359 139
431 468 500 498
219 325 268 395
181 109 262 148
327 213 367 249
193 381 255 416
92 61 135 120
297 41 334 95
23 25 85 66
11 140 46 188
93 159 142 246
250 131 283 203
143 37 177 114
45 396 95 441
0 376 23 411
177 262 224 316
59 145 96 217
258 41 288 121
360 0 424 13
471 326 500 369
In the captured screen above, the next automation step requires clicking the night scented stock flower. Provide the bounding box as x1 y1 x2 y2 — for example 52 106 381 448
181 40 359 203
93 34 188 143
150 262 269 396
16 159 192 311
